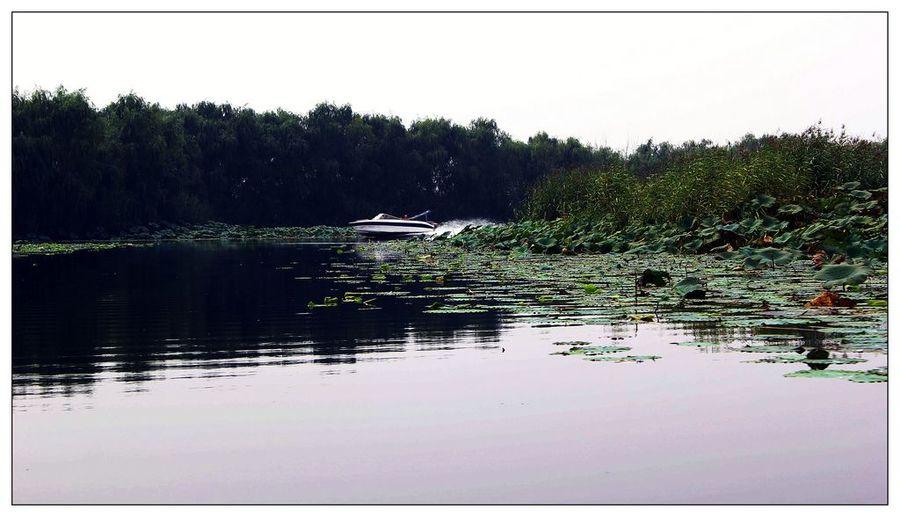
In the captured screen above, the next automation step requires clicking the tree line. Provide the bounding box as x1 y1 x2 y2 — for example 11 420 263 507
12 87 887 238
13 88 621 238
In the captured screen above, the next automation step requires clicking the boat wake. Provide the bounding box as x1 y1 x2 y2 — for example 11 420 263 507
431 219 496 237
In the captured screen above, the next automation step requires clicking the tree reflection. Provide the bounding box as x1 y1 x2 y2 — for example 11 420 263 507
13 243 502 397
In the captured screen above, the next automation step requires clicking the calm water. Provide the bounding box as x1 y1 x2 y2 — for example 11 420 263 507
13 242 887 504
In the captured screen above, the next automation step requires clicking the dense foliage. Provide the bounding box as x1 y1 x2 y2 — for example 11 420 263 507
521 126 886 224
13 88 886 241
448 183 887 260
13 88 621 238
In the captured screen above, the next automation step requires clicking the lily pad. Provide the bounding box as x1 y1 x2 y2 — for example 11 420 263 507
749 354 867 365
674 277 705 298
729 344 800 353
784 368 886 383
586 355 661 363
555 345 632 356
423 307 490 314
815 264 870 289
553 341 592 347
674 341 721 347
749 247 799 268
307 296 339 309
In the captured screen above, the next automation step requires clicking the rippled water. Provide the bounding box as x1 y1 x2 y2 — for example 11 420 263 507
12 242 887 503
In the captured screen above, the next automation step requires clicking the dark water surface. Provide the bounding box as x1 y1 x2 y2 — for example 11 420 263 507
13 242 887 503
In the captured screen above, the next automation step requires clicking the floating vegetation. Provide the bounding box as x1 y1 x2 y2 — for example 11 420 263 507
806 291 856 308
113 222 356 242
784 368 887 383
284 229 885 380
12 242 151 256
815 264 871 289
747 354 867 365
554 345 633 356
117 229 884 381
742 247 801 270
553 341 592 347
307 296 339 309
674 341 721 347
12 223 357 256
585 355 661 363
440 184 887 263
673 277 706 299
423 305 490 314
367 291 411 297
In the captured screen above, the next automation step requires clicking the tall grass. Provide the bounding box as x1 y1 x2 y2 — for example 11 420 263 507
520 126 886 225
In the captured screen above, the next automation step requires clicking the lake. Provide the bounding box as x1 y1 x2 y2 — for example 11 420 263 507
12 242 887 504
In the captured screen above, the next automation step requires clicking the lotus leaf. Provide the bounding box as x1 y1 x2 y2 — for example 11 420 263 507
749 247 798 268
837 181 861 191
850 200 878 212
752 194 776 208
761 215 788 233
307 296 339 309
586 355 661 363
423 306 489 314
777 204 803 215
815 264 870 289
553 341 591 347
773 232 795 245
742 255 764 270
720 222 742 234
555 345 632 356
731 344 801 353
784 368 886 383
750 354 866 365
674 277 705 298
533 236 558 251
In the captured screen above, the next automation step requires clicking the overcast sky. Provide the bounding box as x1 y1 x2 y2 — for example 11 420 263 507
12 12 887 150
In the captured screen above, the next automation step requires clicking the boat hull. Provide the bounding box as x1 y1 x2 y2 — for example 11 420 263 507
349 220 436 238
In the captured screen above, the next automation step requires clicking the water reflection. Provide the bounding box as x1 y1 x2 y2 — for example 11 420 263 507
12 243 888 503
12 241 882 400
13 242 503 398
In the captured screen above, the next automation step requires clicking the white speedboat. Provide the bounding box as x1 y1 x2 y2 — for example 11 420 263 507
349 211 438 238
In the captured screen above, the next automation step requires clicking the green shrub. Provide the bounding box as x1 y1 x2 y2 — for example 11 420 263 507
521 126 886 226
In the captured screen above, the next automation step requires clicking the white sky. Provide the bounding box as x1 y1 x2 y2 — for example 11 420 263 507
12 12 887 150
